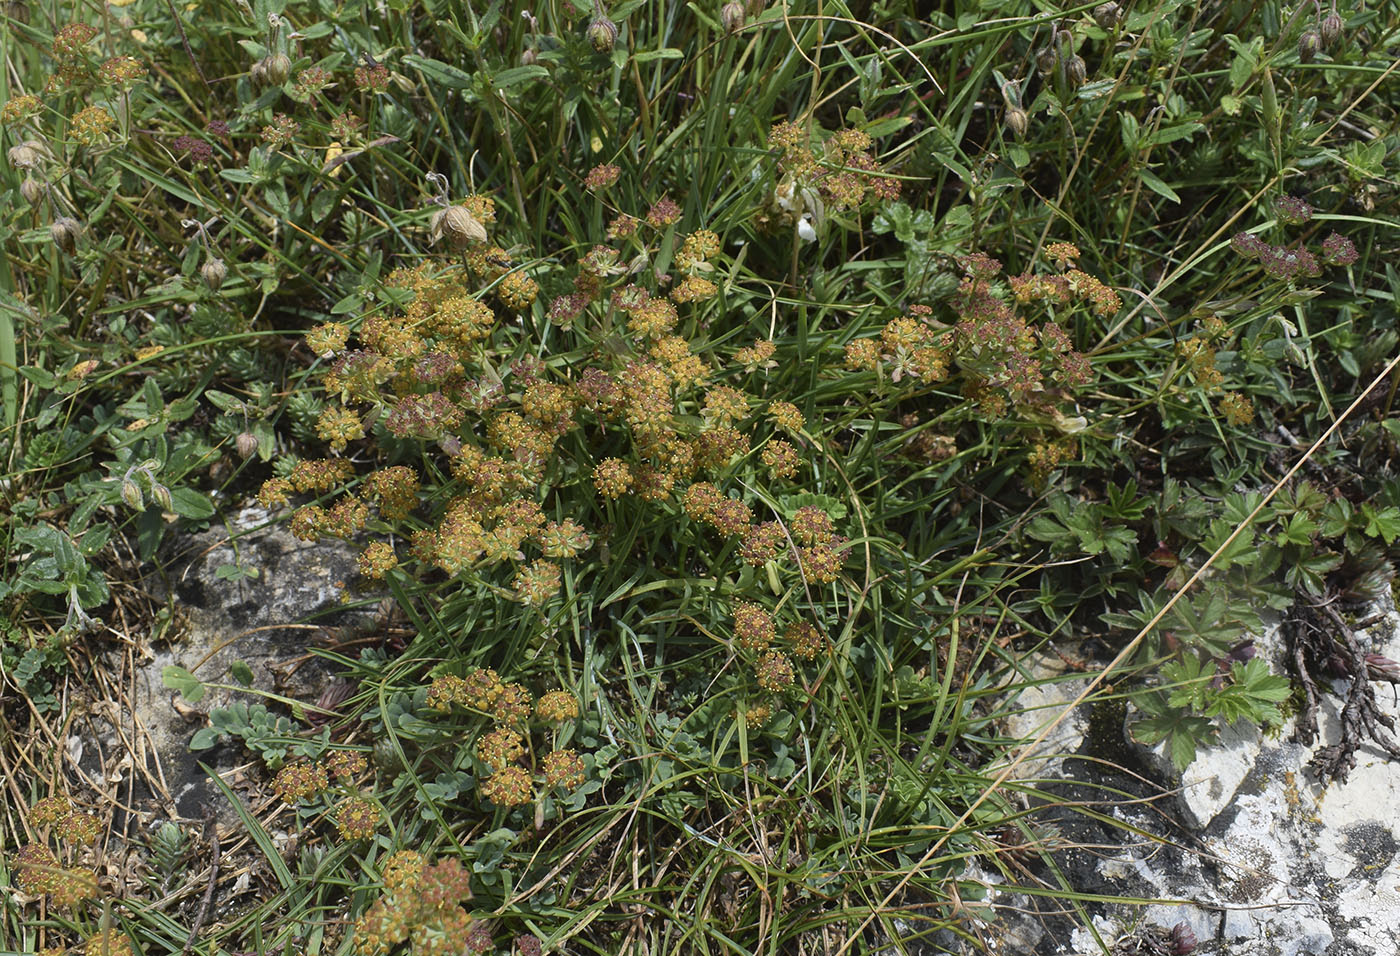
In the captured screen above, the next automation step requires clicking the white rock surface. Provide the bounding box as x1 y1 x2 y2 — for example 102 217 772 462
978 599 1400 956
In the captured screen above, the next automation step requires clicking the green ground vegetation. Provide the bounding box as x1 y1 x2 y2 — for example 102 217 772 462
2 0 1399 953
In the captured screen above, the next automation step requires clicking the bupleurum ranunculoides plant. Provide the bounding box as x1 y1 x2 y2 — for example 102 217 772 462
270 747 380 842
349 849 493 956
259 181 850 724
425 672 590 817
841 244 1109 486
10 795 102 910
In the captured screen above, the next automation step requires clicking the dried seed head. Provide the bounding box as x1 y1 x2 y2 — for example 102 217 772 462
1319 11 1343 46
50 216 81 253
1297 29 1320 62
1092 2 1121 28
121 477 143 510
1004 107 1028 139
1034 46 1057 75
20 176 43 204
249 58 268 85
236 431 259 459
201 257 227 291
151 483 173 512
263 52 292 85
587 15 618 53
721 0 745 33
431 204 488 247
519 47 537 66
7 141 42 169
1064 54 1087 88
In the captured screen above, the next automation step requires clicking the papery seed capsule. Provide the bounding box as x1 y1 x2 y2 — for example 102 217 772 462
249 59 268 86
7 143 40 169
1319 11 1343 46
236 431 259 459
121 478 144 510
1297 29 1320 62
1035 46 1058 75
50 217 81 253
1093 2 1121 28
587 15 618 53
263 52 292 85
151 483 173 512
432 204 488 247
20 177 43 204
519 47 537 66
721 0 745 33
201 257 227 291
1005 107 1028 139
1065 55 1087 87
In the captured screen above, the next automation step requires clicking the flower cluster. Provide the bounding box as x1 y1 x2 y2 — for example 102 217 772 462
426 671 589 809
12 843 97 905
1230 195 1358 280
844 307 949 385
2 93 42 125
272 760 330 803
69 105 114 145
351 851 492 956
761 121 900 234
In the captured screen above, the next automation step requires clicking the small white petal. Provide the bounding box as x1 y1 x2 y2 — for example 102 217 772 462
796 217 817 242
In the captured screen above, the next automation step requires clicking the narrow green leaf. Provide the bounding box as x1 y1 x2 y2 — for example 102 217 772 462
1137 168 1181 203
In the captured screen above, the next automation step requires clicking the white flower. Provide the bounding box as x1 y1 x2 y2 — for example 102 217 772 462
796 214 817 242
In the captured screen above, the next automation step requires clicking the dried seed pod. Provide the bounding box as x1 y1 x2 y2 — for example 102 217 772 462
587 15 618 53
1065 54 1087 88
721 0 745 33
50 216 81 253
1319 11 1343 46
201 257 227 291
7 142 41 169
151 483 174 512
1297 29 1320 62
1034 46 1058 75
519 47 537 66
1092 2 1121 28
430 204 488 247
121 477 144 510
235 431 259 459
1004 107 1028 139
20 177 43 205
249 59 268 85
263 52 292 85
